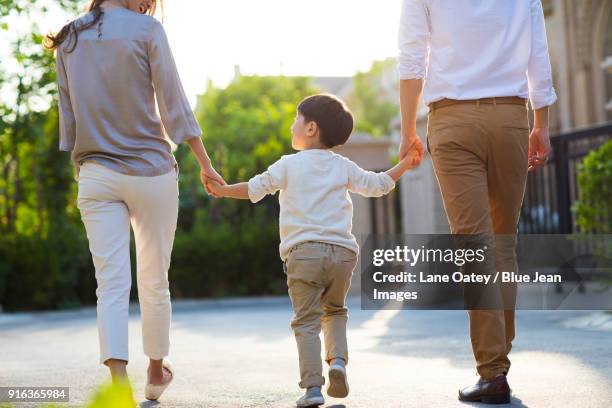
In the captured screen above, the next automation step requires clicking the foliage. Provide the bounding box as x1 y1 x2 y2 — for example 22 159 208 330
346 58 398 137
2 0 383 310
573 140 612 233
86 381 136 408
0 0 96 311
0 3 318 312
170 75 318 298
194 75 316 182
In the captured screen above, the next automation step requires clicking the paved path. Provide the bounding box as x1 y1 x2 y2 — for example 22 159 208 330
1 298 611 407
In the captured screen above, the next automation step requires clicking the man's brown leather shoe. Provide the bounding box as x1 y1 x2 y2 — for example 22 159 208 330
458 375 511 404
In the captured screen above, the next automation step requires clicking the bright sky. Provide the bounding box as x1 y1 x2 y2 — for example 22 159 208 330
2 0 402 106
165 0 402 105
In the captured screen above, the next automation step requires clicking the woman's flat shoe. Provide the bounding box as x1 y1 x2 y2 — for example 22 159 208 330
144 359 174 401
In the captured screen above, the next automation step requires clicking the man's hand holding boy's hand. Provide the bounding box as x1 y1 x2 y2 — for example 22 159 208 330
387 143 425 182
402 144 423 170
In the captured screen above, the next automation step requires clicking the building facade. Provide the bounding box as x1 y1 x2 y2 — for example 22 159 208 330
402 0 612 234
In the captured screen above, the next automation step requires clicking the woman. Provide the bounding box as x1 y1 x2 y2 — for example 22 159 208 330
45 0 223 400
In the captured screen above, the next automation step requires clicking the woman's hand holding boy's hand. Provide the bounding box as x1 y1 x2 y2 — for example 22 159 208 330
200 162 225 197
204 177 224 198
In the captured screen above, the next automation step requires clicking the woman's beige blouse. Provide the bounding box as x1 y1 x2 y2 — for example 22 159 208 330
56 7 201 176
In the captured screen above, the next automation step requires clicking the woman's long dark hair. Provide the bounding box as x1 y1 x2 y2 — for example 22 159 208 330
44 0 162 52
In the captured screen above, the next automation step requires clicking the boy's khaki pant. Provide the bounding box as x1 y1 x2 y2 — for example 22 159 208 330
284 242 358 389
427 99 529 380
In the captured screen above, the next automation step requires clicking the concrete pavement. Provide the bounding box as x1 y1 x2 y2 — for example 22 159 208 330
1 298 611 407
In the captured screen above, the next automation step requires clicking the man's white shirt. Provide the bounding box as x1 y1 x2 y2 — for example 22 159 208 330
398 0 557 110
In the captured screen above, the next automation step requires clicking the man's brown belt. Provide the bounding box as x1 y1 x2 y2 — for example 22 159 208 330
429 96 529 112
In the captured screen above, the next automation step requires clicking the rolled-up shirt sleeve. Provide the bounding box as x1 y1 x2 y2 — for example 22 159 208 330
398 0 430 80
56 48 76 151
148 21 202 144
345 158 396 197
248 156 288 203
527 0 557 110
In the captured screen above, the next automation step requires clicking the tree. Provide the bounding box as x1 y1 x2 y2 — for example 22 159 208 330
168 75 319 299
0 0 80 236
0 1 324 309
574 140 612 233
347 58 398 137
0 0 93 311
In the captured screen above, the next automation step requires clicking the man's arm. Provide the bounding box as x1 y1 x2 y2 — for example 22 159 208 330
526 0 556 172
527 0 557 110
399 79 425 161
528 106 551 171
386 150 420 182
397 0 429 162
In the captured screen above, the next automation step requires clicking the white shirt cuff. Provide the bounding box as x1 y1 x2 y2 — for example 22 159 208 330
247 177 266 203
530 88 558 110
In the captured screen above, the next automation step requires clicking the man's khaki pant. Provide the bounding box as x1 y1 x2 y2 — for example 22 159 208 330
284 242 358 389
427 100 529 379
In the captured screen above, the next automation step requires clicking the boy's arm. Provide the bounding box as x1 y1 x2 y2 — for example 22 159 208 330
346 159 396 198
386 151 418 182
207 180 249 199
386 162 407 183
346 151 418 198
207 156 288 201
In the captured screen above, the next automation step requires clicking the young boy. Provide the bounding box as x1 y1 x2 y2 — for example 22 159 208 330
207 94 420 407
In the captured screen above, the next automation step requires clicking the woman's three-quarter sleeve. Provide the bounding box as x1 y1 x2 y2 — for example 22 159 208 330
56 49 76 151
148 20 202 144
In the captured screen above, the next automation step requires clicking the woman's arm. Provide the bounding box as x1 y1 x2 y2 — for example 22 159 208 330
148 20 225 187
56 49 76 152
186 137 225 185
148 20 200 145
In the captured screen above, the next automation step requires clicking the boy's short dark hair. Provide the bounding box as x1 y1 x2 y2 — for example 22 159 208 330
297 94 354 148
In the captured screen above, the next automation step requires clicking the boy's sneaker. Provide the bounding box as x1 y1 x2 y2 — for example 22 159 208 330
296 386 324 407
327 358 349 398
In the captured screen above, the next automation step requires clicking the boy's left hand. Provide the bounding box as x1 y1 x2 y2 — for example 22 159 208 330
401 146 423 170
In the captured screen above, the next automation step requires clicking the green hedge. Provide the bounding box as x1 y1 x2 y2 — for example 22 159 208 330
0 219 94 311
574 140 612 233
0 202 286 311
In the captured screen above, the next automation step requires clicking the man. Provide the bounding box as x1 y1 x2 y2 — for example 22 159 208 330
398 0 556 404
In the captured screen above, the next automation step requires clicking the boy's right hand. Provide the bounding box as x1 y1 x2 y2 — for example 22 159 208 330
205 177 224 198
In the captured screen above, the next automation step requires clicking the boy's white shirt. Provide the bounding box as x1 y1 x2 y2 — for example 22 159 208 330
248 149 395 261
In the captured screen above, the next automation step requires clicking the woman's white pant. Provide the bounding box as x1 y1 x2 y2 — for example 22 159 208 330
77 162 178 364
